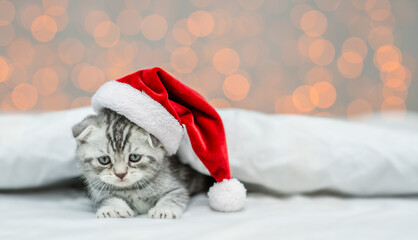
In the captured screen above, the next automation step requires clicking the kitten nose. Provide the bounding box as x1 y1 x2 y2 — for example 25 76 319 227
115 172 127 180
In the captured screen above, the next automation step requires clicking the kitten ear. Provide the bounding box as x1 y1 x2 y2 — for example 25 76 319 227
75 125 96 144
72 115 98 144
147 133 161 148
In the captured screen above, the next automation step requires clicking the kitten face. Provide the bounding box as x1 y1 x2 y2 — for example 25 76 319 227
73 110 166 189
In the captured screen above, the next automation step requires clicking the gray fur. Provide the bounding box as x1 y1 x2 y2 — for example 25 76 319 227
73 108 212 219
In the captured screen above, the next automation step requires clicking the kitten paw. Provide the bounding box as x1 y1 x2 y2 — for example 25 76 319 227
96 198 135 218
148 206 182 219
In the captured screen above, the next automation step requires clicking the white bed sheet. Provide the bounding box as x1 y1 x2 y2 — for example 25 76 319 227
1 188 418 240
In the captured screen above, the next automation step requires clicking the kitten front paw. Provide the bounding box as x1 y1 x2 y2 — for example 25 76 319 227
96 198 135 218
148 206 182 219
97 206 134 218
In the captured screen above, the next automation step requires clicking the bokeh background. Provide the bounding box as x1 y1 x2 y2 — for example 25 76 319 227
0 0 416 118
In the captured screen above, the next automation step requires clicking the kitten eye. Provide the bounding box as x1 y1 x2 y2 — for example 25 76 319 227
129 154 142 162
98 156 111 165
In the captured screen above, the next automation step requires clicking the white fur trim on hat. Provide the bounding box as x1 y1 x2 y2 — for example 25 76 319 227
92 80 184 155
207 178 246 212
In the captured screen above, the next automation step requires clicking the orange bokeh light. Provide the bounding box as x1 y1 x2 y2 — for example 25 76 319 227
305 67 333 84
8 38 34 65
5 63 28 88
381 96 406 112
187 11 214 37
223 74 250 101
291 4 313 29
171 47 198 74
0 0 15 26
106 39 137 66
275 96 300 114
311 81 336 109
47 10 68 32
11 83 38 110
342 52 363 64
380 65 407 88
0 57 9 82
374 45 402 72
31 15 57 42
300 10 327 37
209 98 231 109
298 34 318 58
45 6 66 17
105 66 136 82
382 84 408 101
347 99 373 118
94 21 120 48
195 66 223 93
368 26 394 50
164 31 181 53
348 14 372 39
141 14 168 41
372 12 396 31
338 54 363 79
210 10 232 36
370 9 391 21
292 85 318 112
173 19 197 46
1 93 15 111
19 5 42 30
40 93 70 111
84 11 110 36
77 65 105 93
367 0 391 21
308 39 335 66
342 37 368 60
58 38 85 65
32 68 59 95
213 48 240 75
42 0 68 11
117 10 142 36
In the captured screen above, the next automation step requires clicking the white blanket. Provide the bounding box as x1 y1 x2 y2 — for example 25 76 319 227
2 109 418 239
1 108 418 197
2 188 418 240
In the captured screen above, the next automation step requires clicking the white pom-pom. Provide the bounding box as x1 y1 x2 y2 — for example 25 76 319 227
207 178 246 212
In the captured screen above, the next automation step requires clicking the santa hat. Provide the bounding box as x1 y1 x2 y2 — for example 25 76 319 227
91 67 246 212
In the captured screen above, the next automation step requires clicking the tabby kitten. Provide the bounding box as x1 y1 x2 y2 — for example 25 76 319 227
72 108 212 219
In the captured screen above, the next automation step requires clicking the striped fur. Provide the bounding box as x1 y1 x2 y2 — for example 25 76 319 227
72 108 213 219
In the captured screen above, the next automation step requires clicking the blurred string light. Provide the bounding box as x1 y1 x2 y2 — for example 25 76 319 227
0 0 414 117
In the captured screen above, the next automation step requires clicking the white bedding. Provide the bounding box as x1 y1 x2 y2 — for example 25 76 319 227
2 109 418 239
2 108 418 197
2 188 418 240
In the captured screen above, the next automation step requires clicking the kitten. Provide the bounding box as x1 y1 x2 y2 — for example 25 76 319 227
72 108 213 219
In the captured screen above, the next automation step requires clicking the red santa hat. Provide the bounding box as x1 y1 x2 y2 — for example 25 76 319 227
91 67 246 212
